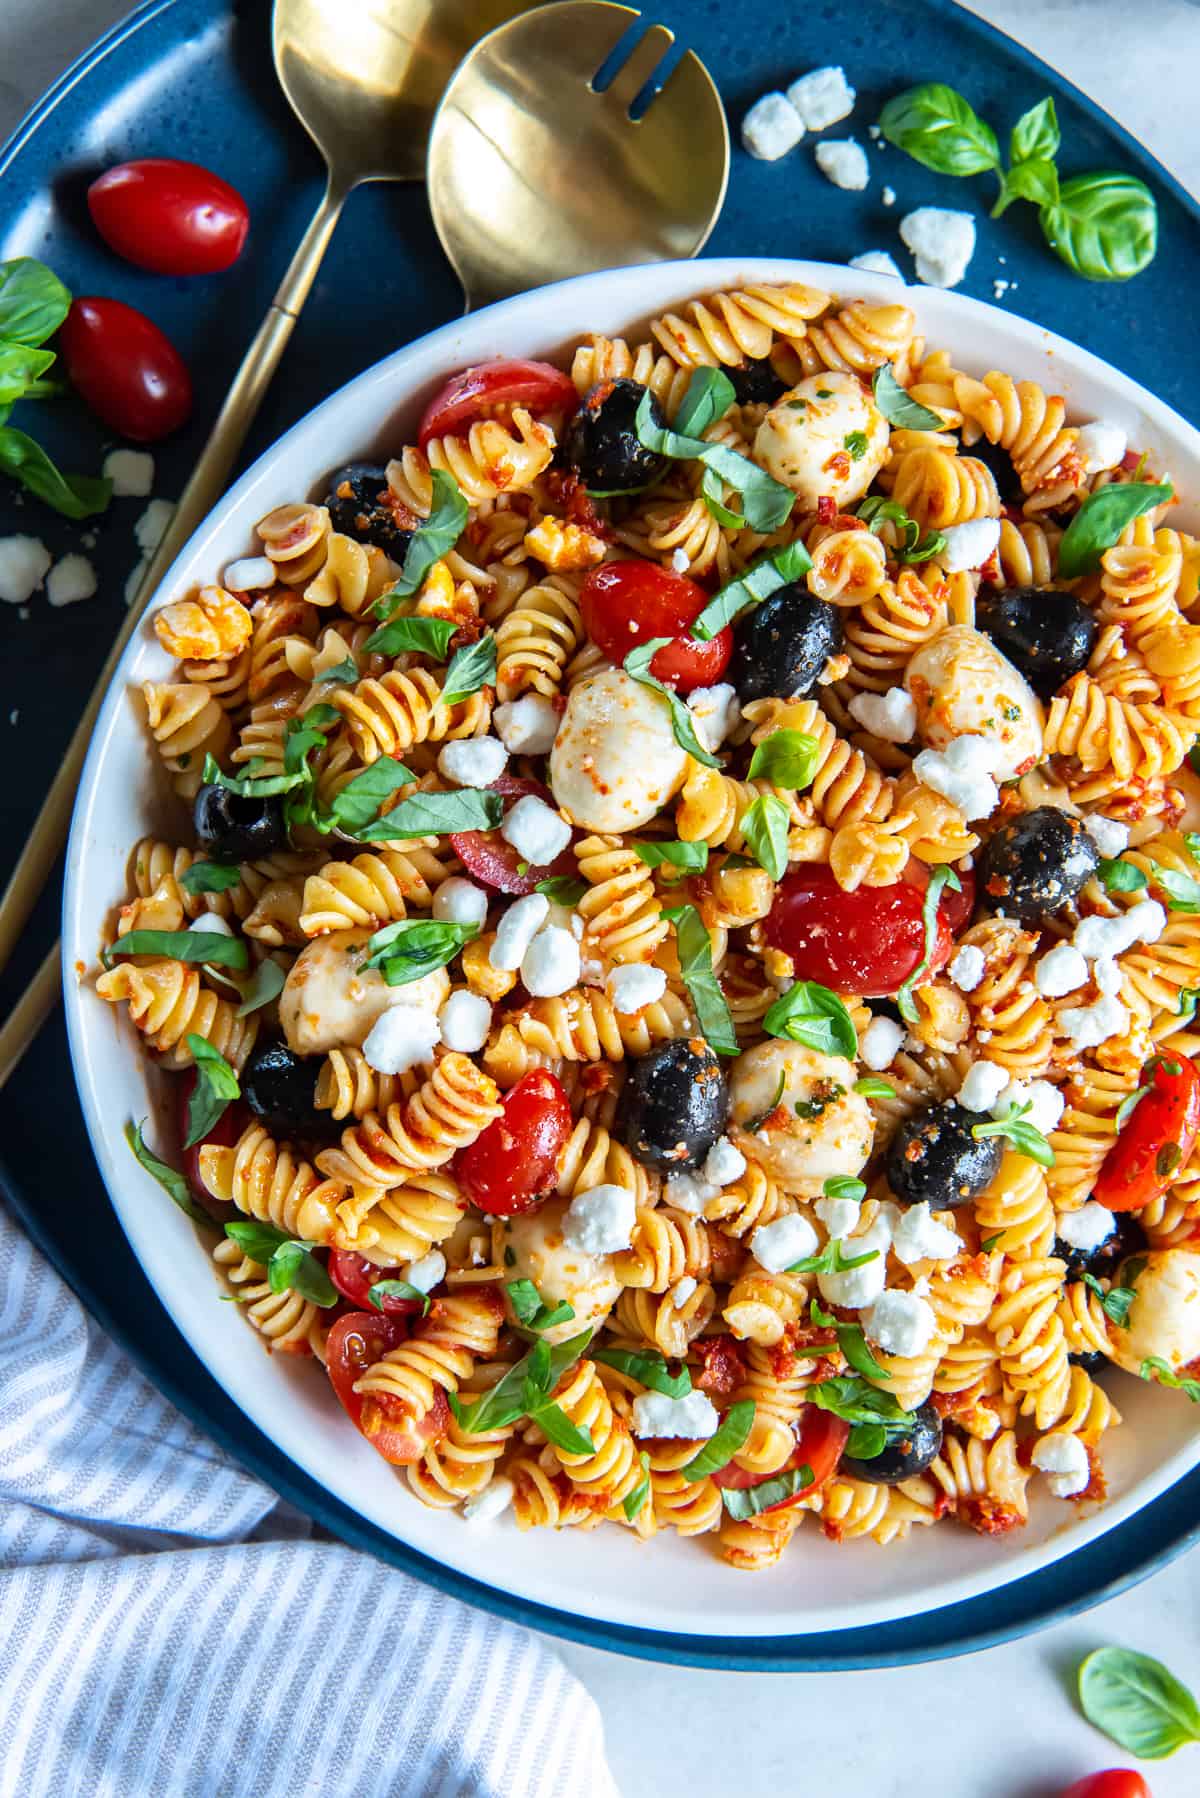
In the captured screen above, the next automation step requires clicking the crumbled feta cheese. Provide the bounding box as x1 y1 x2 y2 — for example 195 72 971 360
860 1014 904 1071
892 1202 963 1266
881 184 896 206
562 1183 637 1255
1073 901 1165 962
787 66 856 131
521 925 581 997
958 1060 1010 1113
665 1172 717 1214
751 1212 819 1273
992 278 1010 301
494 694 560 756
1032 1431 1090 1498
997 1078 1064 1137
362 1004 440 1075
1058 988 1129 1052
849 250 903 279
912 736 1002 822
863 1289 937 1357
815 1194 861 1238
741 92 806 161
937 518 1001 573
500 795 572 866
222 555 276 592
462 1477 514 1524
1035 942 1089 999
948 945 986 993
670 1275 698 1310
0 536 51 604
1076 421 1128 475
899 206 977 289
489 893 549 970
1083 814 1129 859
1095 956 1123 997
632 1388 720 1441
432 876 489 929
703 1136 747 1188
102 448 155 497
607 962 668 1014
817 1210 893 1309
438 735 508 787
45 554 97 608
403 1249 447 1293
847 686 916 743
135 498 175 555
1057 1201 1117 1252
815 138 869 191
438 989 492 1052
687 682 741 752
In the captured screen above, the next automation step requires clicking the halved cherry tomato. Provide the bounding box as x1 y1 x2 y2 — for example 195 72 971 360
1094 1052 1200 1212
60 297 192 441
418 359 577 445
177 1071 247 1219
712 1409 849 1505
580 562 732 694
325 1310 448 1464
328 1249 425 1317
457 1070 572 1216
450 772 574 895
88 158 249 275
763 862 960 998
1060 1774 1151 1798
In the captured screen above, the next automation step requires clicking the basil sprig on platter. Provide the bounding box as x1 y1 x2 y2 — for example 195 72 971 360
236 959 286 1017
178 860 241 896
740 793 790 881
590 1346 692 1400
0 257 112 517
661 904 738 1055
353 785 503 842
363 613 458 660
1081 1268 1139 1328
805 1376 917 1462
505 1279 576 1336
809 1298 891 1381
368 1279 431 1316
633 839 710 874
1078 1644 1200 1759
857 494 947 565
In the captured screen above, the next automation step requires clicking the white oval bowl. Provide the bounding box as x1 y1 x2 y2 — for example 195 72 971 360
64 257 1200 1642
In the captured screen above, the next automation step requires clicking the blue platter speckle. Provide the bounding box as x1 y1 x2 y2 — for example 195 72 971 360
3 0 1200 1670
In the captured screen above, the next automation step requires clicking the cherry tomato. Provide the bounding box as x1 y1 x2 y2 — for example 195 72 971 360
450 772 575 895
87 158 249 275
580 562 732 694
325 1310 449 1464
763 863 958 998
1060 1774 1151 1798
177 1071 247 1218
1094 1052 1200 1212
457 1070 573 1216
328 1249 425 1317
59 297 192 441
712 1409 849 1503
419 359 578 444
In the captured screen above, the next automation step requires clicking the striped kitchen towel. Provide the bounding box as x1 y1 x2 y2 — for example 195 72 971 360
0 1202 619 1798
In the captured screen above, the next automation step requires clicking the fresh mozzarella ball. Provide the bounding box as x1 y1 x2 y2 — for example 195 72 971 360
905 625 1044 781
493 1196 622 1344
753 372 889 510
550 667 689 831
728 1039 874 1191
279 930 449 1055
1107 1250 1200 1377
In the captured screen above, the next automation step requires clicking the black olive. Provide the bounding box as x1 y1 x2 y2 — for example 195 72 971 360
886 1102 1003 1209
1069 1349 1108 1373
194 784 287 862
242 1041 339 1139
1053 1209 1146 1280
967 435 1022 505
842 1400 943 1484
323 461 413 559
727 358 788 405
728 587 843 701
976 585 1098 700
616 1038 730 1171
560 379 669 493
980 806 1099 924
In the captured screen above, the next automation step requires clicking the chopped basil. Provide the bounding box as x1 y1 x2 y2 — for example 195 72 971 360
1081 1270 1136 1327
183 1035 240 1149
591 1346 692 1400
200 753 308 800
1149 862 1200 913
535 875 587 904
896 865 961 1024
451 1329 594 1434
844 430 868 460
125 1120 211 1226
623 640 721 768
661 904 738 1055
353 786 503 842
1115 1081 1154 1129
823 1175 867 1201
633 839 710 874
1078 1645 1200 1760
280 705 338 831
1057 482 1174 579
856 495 946 564
678 1399 755 1481
361 917 480 986
235 959 286 1017
103 928 249 971
763 980 858 1059
810 1298 890 1380
690 541 812 642
742 1070 787 1134
368 1279 431 1315
363 614 458 660
720 1465 813 1519
699 466 746 528
506 1278 576 1335
740 793 790 881
971 1101 1056 1167
531 1403 597 1455
624 1451 652 1522
1156 1141 1182 1180
854 1076 896 1099
178 860 241 896
871 364 945 431
786 1239 879 1277
313 654 361 686
373 469 469 614
1098 856 1147 894
442 633 497 708
325 755 416 836
225 1219 337 1307
634 386 794 533
1140 1355 1200 1401
1178 986 1200 1026
745 729 820 790
672 365 736 437
805 1376 914 1457
980 1231 1005 1252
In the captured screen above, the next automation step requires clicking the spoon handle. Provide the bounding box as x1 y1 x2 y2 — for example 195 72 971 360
0 174 349 1009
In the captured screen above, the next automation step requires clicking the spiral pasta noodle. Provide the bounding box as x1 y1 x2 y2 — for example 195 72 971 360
317 1053 503 1189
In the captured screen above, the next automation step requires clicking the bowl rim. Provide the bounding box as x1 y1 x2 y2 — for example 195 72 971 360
63 253 1200 1646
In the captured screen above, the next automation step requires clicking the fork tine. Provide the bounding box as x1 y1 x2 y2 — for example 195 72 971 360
599 19 676 112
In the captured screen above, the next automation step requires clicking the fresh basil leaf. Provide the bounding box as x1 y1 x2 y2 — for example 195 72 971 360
0 259 71 346
1178 986 1200 1026
846 1422 887 1460
535 875 588 904
878 82 1001 175
313 655 361 686
746 729 820 790
624 1452 652 1523
442 633 497 708
763 980 858 1058
326 756 416 836
980 1231 1005 1252
125 1120 211 1225
363 614 457 660
993 156 1059 217
235 959 286 1017
505 1278 575 1334
183 1034 240 1148
673 366 736 438
1042 171 1158 282
661 903 738 1055
742 1070 787 1135
786 1240 880 1277
623 639 722 769
633 388 794 533
972 1102 1056 1168
1078 1645 1200 1759
1140 1356 1200 1403
104 928 249 971
1057 482 1173 578
225 1218 291 1264
1098 856 1148 894
530 1400 595 1456
872 364 945 432
633 840 710 874
835 1321 890 1380
354 786 503 842
854 1076 896 1099
361 917 480 986
200 754 308 800
591 1346 692 1400
178 860 241 896
740 792 790 882
806 1375 912 1430
453 1330 594 1434
843 430 869 462
896 865 961 1024
374 469 468 611
823 1175 867 1201
1150 862 1200 914
1011 95 1060 165
367 1278 431 1315
269 1238 337 1307
0 342 56 405
1081 1270 1136 1328
1115 1082 1153 1129
719 1465 813 1519
699 465 746 528
0 426 110 519
690 541 812 642
679 1399 756 1482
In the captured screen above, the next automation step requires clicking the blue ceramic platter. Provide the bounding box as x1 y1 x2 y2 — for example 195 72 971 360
3 0 1200 1670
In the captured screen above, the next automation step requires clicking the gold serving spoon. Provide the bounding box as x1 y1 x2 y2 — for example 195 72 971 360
428 1 729 310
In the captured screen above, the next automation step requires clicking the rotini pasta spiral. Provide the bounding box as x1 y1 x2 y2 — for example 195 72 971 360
317 1053 503 1189
96 956 258 1070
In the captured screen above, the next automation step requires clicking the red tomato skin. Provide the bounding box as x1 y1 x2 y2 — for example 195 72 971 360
1060 1774 1151 1798
580 562 731 693
87 158 249 275
457 1070 572 1216
60 298 192 441
419 359 578 444
325 1310 448 1463
763 863 953 998
1094 1054 1200 1212
450 772 574 895
328 1249 423 1317
712 1409 849 1504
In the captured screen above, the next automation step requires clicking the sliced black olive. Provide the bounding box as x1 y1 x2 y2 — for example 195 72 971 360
980 806 1099 925
560 378 669 494
729 587 843 701
1069 1348 1108 1373
616 1038 730 1171
194 784 287 862
242 1040 338 1139
976 584 1098 700
1053 1209 1145 1280
842 1400 943 1484
727 357 788 405
967 435 1022 505
886 1102 1003 1209
323 461 413 559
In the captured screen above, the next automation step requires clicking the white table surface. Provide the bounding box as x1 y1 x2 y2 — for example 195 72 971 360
3 2 1200 1793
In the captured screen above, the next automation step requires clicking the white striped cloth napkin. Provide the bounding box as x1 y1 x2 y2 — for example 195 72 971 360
0 1201 620 1798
